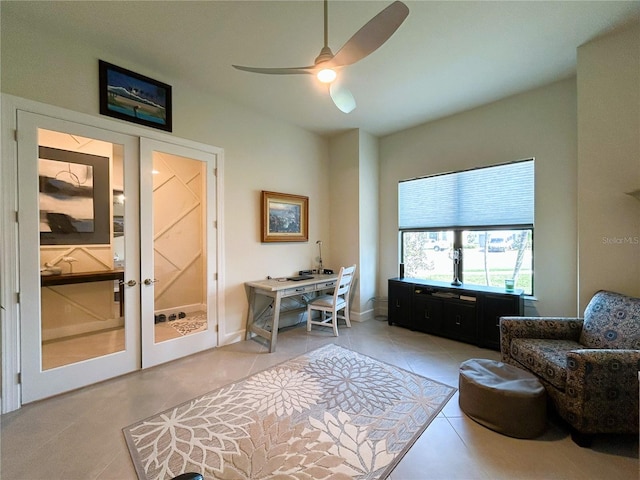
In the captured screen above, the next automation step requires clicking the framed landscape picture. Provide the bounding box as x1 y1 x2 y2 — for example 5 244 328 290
99 60 172 131
261 191 309 243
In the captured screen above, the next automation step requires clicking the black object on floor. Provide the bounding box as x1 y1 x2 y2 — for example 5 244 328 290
171 474 203 480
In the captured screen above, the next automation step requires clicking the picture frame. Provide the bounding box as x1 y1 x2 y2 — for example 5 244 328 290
99 60 172 132
39 146 111 245
261 191 309 243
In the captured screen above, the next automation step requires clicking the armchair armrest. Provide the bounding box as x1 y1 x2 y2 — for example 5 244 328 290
563 349 640 434
499 317 584 362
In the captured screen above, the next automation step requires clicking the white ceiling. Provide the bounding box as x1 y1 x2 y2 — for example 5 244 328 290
3 1 639 137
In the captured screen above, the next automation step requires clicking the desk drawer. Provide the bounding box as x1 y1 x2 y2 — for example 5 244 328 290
283 284 317 296
316 281 336 291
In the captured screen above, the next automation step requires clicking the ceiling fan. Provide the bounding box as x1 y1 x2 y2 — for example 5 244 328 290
232 0 409 114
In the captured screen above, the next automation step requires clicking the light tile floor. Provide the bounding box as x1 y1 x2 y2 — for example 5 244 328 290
1 319 638 479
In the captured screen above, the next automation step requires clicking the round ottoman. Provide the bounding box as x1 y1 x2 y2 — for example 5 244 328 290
459 358 547 439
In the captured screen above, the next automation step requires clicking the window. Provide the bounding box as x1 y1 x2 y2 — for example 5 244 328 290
399 160 534 295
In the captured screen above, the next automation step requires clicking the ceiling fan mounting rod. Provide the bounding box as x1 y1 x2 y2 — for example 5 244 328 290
313 0 333 65
323 0 329 49
315 0 334 65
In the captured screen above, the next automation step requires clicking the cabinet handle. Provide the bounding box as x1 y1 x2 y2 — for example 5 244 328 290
396 300 400 307
455 315 461 326
295 287 305 292
424 310 430 320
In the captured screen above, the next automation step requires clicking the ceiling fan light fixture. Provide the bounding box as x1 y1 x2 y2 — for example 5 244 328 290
317 68 337 83
232 1 409 113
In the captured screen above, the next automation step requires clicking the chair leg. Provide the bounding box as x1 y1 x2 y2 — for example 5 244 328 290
343 305 351 328
332 308 339 336
306 307 312 332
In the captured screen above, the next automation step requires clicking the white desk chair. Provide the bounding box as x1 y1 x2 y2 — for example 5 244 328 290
306 264 356 336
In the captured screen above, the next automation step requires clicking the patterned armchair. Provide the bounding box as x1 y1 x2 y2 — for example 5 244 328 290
500 290 640 446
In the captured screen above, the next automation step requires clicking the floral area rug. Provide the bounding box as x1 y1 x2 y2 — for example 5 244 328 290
169 313 208 336
123 344 456 480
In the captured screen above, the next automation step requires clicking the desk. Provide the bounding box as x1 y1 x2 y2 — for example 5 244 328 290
246 274 338 352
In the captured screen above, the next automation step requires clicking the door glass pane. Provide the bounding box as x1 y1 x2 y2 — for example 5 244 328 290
151 151 208 343
38 129 126 370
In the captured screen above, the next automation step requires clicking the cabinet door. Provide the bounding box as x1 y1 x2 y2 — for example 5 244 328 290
442 300 477 343
388 280 413 328
413 294 443 334
480 294 523 349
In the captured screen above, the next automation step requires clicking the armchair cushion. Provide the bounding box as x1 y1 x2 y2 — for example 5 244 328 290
579 290 640 349
510 339 581 390
500 317 583 364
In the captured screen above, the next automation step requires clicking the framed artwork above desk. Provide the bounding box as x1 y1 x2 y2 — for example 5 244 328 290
261 191 308 242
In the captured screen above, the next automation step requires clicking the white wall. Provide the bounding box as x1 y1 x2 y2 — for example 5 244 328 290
1 13 331 344
358 131 379 318
379 78 578 316
327 129 380 321
577 22 640 310
328 130 360 306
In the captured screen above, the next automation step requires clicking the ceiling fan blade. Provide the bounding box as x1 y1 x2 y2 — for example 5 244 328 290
232 65 315 75
329 1 409 68
329 83 356 114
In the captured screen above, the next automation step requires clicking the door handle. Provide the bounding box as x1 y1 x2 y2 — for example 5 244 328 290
119 280 137 287
143 278 158 286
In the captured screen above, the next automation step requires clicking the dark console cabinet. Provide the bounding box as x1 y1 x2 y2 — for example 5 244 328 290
389 278 523 350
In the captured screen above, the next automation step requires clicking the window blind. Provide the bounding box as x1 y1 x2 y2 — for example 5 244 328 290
398 159 534 230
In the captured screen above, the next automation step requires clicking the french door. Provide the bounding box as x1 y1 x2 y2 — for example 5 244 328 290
140 138 218 368
17 112 218 403
18 112 140 403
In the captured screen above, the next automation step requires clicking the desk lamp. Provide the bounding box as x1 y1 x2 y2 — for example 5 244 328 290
316 240 323 272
